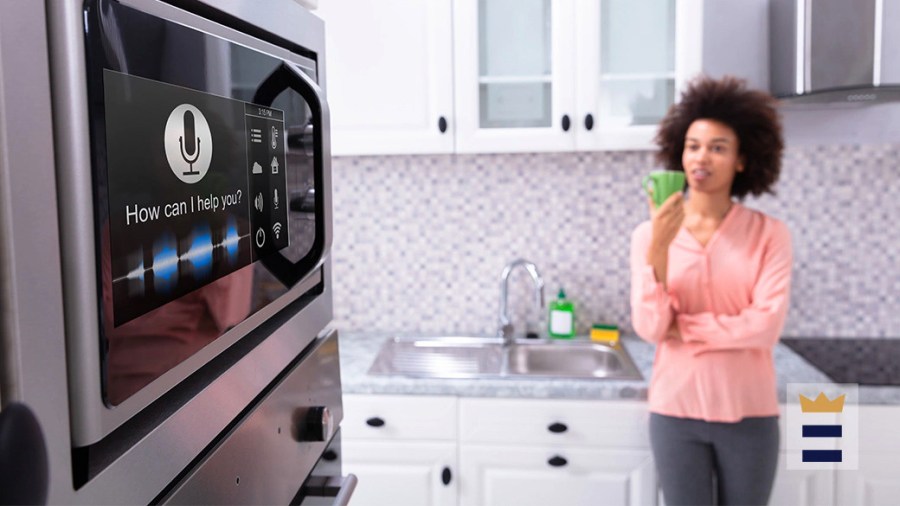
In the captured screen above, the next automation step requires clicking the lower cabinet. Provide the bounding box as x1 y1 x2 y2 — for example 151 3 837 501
833 405 900 506
342 394 900 506
341 440 457 506
459 445 656 506
459 397 657 506
341 394 458 506
769 452 834 506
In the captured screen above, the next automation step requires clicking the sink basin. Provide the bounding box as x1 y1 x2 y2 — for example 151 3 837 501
367 336 643 380
505 340 638 379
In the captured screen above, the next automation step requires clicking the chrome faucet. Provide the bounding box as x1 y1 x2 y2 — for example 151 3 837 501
497 259 545 345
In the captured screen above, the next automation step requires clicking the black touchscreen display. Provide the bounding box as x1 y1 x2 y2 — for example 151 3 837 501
104 71 290 326
85 0 324 406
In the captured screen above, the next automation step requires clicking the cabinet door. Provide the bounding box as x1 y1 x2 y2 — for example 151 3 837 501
460 444 657 506
836 453 900 506
574 0 677 151
316 0 454 155
342 394 457 441
342 440 457 506
769 452 835 506
835 405 900 505
453 0 576 153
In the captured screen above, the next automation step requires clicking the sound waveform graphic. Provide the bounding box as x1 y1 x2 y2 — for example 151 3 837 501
124 254 145 282
184 225 213 280
153 233 179 294
113 225 249 293
225 217 239 263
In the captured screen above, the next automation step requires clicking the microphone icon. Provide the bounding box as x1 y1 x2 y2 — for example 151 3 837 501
179 110 201 175
165 104 212 184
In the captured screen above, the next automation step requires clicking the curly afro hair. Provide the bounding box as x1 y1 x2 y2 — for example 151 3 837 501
654 75 784 199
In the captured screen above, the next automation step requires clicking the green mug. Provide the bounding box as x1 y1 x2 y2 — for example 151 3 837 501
643 170 685 208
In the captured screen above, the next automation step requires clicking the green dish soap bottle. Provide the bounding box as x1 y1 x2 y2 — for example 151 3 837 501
548 288 575 339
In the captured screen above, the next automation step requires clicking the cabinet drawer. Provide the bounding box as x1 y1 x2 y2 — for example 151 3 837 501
459 444 657 506
460 398 649 448
343 394 458 441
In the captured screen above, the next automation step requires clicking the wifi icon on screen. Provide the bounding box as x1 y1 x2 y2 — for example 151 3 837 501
272 222 282 239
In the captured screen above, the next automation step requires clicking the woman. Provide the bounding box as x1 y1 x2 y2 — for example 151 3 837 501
630 75 791 505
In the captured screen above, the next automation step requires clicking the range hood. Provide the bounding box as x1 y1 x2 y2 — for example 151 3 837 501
771 0 900 104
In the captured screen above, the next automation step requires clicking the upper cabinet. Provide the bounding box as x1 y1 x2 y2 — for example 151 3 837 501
316 0 454 155
318 0 768 156
453 0 576 153
455 0 680 153
575 0 677 151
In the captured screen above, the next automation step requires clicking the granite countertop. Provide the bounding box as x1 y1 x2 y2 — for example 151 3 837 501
338 332 900 404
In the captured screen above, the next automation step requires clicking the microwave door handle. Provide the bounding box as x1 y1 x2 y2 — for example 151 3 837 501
280 62 333 262
252 63 333 287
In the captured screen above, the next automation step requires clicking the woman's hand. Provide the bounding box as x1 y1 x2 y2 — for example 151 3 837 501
646 191 684 287
665 317 682 341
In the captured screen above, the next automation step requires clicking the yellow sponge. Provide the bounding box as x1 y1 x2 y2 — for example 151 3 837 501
590 324 619 344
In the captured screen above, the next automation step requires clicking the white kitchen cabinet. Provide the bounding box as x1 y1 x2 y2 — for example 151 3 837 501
766 406 835 506
315 0 454 155
459 397 657 506
459 444 657 506
453 0 577 153
320 0 766 155
834 405 900 506
341 441 457 506
341 394 458 506
454 0 767 153
769 452 835 506
573 0 678 151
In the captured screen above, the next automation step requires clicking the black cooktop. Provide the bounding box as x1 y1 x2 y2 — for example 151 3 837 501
781 338 900 386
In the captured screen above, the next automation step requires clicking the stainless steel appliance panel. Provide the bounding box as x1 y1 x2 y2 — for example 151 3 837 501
54 0 332 446
808 0 876 92
0 0 344 503
161 330 343 505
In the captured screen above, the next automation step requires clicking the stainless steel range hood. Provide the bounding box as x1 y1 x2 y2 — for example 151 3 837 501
771 0 900 104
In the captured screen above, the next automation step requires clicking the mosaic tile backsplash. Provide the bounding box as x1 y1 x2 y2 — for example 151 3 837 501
330 145 900 338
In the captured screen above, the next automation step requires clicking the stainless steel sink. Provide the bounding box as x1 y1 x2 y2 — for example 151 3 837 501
368 336 643 380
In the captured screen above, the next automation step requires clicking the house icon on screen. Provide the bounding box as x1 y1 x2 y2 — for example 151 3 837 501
271 156 279 174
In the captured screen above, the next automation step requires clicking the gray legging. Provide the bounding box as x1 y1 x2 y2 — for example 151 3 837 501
649 413 779 506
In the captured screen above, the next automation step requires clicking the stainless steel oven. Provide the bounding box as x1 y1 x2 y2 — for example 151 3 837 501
0 0 352 503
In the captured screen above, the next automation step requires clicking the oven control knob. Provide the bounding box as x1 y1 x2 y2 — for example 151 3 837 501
297 406 333 442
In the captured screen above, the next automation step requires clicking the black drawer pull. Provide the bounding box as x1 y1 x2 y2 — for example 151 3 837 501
561 114 571 132
365 417 385 428
438 116 448 133
441 466 452 485
584 113 594 131
322 449 338 461
548 422 568 433
548 455 568 467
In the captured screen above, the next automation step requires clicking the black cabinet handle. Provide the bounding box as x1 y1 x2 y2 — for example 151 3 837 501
438 116 448 133
561 114 571 132
584 113 594 131
322 449 338 462
365 417 385 428
548 422 568 434
441 466 452 485
548 455 568 467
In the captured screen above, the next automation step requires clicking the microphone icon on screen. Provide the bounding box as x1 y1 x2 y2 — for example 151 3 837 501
179 110 201 175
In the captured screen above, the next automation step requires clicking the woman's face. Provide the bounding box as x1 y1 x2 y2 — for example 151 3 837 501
682 119 743 196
